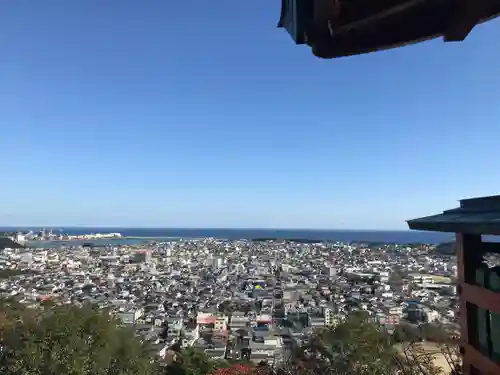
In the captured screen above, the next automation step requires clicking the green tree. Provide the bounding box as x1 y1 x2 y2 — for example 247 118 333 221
389 267 406 283
287 312 442 375
0 303 158 375
420 323 452 343
166 347 218 375
0 301 452 375
392 323 422 343
218 301 233 316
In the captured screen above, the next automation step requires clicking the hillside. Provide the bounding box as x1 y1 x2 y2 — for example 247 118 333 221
434 242 455 255
0 237 24 250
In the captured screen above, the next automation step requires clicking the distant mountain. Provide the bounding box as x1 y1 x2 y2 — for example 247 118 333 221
434 242 455 255
0 237 24 250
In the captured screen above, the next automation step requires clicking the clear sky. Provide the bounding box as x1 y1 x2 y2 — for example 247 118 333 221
1 1 500 229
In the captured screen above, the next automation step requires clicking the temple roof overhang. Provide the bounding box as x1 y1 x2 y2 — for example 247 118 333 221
407 195 500 235
278 0 500 58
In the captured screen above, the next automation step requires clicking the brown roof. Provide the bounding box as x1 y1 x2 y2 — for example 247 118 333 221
278 0 500 58
407 195 500 235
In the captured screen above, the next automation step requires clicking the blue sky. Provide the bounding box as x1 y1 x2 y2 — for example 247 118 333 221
1 1 500 229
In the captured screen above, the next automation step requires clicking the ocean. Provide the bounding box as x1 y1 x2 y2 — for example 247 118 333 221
2 227 454 248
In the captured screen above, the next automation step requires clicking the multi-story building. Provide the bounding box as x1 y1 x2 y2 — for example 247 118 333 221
116 307 144 325
196 312 215 329
214 315 229 332
131 249 152 263
407 273 434 284
324 307 337 327
230 312 250 331
166 318 184 337
408 195 500 375
389 306 403 317
386 314 401 326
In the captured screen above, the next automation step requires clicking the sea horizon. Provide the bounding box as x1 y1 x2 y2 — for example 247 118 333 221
1 227 454 245
2 226 423 232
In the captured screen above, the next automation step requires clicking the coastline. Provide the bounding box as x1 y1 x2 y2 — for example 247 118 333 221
23 236 178 248
27 236 178 242
121 236 180 239
11 228 452 248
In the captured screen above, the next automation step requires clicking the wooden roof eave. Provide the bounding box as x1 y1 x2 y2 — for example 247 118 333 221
277 0 287 28
407 212 500 236
281 0 500 59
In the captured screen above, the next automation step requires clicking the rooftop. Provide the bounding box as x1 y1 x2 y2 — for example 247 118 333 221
407 195 500 235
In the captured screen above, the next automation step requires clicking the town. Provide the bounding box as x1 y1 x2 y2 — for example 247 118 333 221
0 235 461 367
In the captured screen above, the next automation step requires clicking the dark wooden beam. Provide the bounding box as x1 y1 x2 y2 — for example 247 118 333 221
314 0 340 29
408 219 500 236
481 241 500 254
462 343 500 375
462 283 500 314
445 0 494 41
277 0 287 27
457 234 483 285
331 0 427 36
457 233 473 359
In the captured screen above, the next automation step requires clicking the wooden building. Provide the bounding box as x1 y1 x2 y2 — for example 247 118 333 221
278 0 500 58
408 195 500 375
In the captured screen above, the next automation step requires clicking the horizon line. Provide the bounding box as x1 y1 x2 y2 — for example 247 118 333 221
1 225 420 232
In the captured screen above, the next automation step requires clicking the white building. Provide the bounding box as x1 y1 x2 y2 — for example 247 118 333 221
116 308 144 324
324 308 337 327
408 273 434 284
